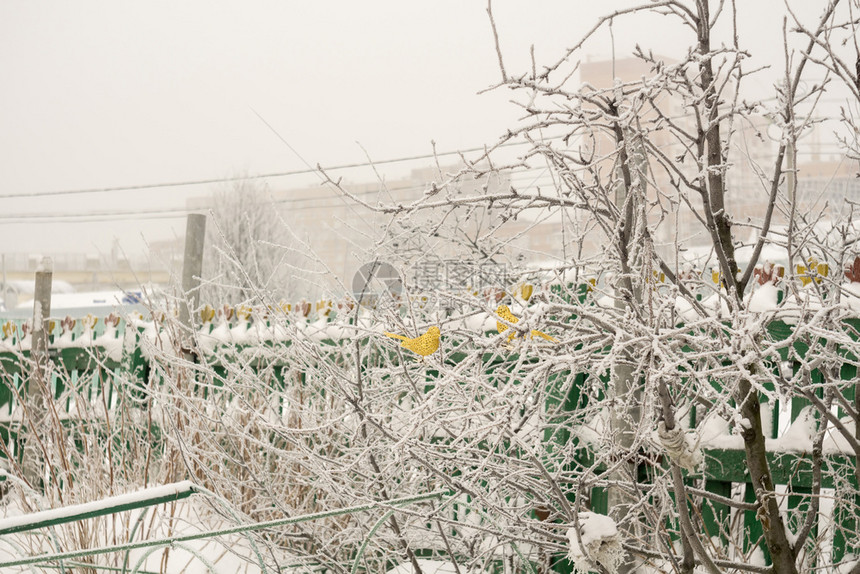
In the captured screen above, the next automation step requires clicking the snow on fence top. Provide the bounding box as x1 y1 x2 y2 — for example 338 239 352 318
1 268 860 459
1 261 859 351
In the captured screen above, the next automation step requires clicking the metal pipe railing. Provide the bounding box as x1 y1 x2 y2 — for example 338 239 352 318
0 490 446 570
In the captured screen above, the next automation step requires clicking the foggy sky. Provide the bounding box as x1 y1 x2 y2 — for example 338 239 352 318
0 1 832 260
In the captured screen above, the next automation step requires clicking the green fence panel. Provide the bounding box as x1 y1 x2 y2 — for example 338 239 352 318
701 479 731 543
833 492 860 562
743 482 769 564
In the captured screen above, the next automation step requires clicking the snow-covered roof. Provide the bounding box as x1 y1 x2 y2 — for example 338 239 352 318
0 279 75 295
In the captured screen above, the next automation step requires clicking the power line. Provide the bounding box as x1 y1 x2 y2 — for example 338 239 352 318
0 207 192 222
6 149 857 224
0 168 559 223
0 213 190 224
0 138 545 201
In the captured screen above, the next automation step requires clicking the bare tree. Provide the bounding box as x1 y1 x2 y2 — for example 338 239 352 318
9 3 860 574
202 178 298 306
304 1 860 572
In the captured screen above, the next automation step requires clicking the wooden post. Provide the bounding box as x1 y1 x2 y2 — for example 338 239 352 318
31 257 53 358
23 256 53 488
1 254 7 310
178 214 206 368
178 214 206 332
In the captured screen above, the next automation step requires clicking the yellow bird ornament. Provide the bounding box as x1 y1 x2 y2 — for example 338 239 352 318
384 326 440 358
496 305 557 343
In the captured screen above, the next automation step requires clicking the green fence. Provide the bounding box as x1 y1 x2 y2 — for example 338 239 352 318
1 295 859 572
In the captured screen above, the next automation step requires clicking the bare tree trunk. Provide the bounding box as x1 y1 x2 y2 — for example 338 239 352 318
736 376 798 574
608 355 638 574
694 4 796 569
608 116 643 574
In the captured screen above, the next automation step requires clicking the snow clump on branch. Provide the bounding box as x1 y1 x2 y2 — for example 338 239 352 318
567 512 624 574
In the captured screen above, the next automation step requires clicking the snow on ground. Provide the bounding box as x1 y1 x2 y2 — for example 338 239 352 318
385 559 461 574
0 483 298 574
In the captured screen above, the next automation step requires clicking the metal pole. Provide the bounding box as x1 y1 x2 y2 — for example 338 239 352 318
0 490 445 570
0 480 197 536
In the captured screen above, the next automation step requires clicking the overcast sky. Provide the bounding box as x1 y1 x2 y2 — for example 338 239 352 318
0 1 836 261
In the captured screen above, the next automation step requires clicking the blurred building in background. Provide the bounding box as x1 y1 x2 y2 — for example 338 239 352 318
3 57 857 307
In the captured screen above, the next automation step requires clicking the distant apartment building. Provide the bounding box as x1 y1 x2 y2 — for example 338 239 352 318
795 156 860 214
577 57 778 261
182 58 856 296
187 165 516 297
